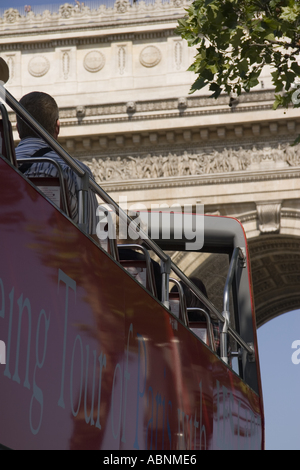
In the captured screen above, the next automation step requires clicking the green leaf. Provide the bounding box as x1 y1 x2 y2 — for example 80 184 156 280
237 59 249 74
190 76 209 93
291 134 300 146
291 62 300 76
176 0 300 121
273 94 284 110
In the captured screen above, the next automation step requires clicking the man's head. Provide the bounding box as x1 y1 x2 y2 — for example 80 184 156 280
17 91 60 140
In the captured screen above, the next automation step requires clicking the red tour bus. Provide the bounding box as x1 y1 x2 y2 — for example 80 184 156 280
0 58 264 450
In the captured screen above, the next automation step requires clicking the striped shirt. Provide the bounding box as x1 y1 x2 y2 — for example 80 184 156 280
15 137 98 235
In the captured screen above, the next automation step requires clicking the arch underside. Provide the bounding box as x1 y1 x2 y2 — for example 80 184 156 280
174 234 300 329
248 235 300 328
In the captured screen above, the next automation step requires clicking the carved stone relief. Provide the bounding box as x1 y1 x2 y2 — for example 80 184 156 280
84 51 105 73
174 40 182 70
139 46 162 68
6 55 15 82
62 51 70 80
118 46 126 75
59 4 73 19
3 9 20 24
172 0 184 6
126 101 136 113
115 0 131 13
257 203 282 234
28 56 50 77
82 143 300 184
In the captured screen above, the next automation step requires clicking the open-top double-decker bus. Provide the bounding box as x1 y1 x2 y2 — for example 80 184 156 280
0 58 264 450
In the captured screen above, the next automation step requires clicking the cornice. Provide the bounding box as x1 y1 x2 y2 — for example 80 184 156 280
10 91 285 145
0 28 176 51
57 104 274 128
53 91 276 125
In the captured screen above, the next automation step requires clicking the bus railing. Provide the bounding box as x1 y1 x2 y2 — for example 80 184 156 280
0 74 255 364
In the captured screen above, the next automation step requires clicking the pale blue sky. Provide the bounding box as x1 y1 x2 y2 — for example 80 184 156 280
258 309 300 450
1 0 72 6
0 0 108 7
0 1 116 14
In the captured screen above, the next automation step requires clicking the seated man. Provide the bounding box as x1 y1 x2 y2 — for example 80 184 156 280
15 91 98 236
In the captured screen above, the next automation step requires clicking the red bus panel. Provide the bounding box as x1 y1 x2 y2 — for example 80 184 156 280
0 157 263 450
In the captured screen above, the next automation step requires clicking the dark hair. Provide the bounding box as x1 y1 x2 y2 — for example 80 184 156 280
17 92 59 139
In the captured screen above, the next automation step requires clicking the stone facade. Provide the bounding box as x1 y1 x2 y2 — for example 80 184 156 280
1 0 300 325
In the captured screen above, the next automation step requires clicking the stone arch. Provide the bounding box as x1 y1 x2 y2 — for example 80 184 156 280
248 235 300 328
173 233 300 330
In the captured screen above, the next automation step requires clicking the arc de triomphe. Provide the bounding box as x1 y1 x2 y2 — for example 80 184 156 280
1 0 300 327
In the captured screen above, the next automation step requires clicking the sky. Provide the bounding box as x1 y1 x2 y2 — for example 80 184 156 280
1 0 66 6
257 309 300 450
0 1 113 13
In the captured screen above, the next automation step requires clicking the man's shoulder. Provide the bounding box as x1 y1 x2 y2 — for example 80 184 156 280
15 138 94 178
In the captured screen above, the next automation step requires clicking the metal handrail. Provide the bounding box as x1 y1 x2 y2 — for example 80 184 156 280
187 308 215 352
118 243 156 298
170 257 254 357
220 247 239 363
1 82 254 360
169 278 189 326
0 103 15 165
1 83 172 297
97 205 119 261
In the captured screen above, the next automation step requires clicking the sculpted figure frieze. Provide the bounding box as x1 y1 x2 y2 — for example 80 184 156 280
82 143 300 183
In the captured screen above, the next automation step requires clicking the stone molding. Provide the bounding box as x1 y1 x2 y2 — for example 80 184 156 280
53 91 276 123
0 1 188 33
0 29 176 51
257 202 282 234
9 93 283 143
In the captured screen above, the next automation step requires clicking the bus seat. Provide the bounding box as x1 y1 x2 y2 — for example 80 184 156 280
118 244 157 298
169 291 180 318
187 307 215 351
188 321 209 345
169 278 188 326
17 157 71 218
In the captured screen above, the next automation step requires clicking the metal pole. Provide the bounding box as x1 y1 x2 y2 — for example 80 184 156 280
220 247 239 363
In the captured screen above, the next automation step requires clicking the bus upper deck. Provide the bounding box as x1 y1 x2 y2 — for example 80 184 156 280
0 58 264 450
